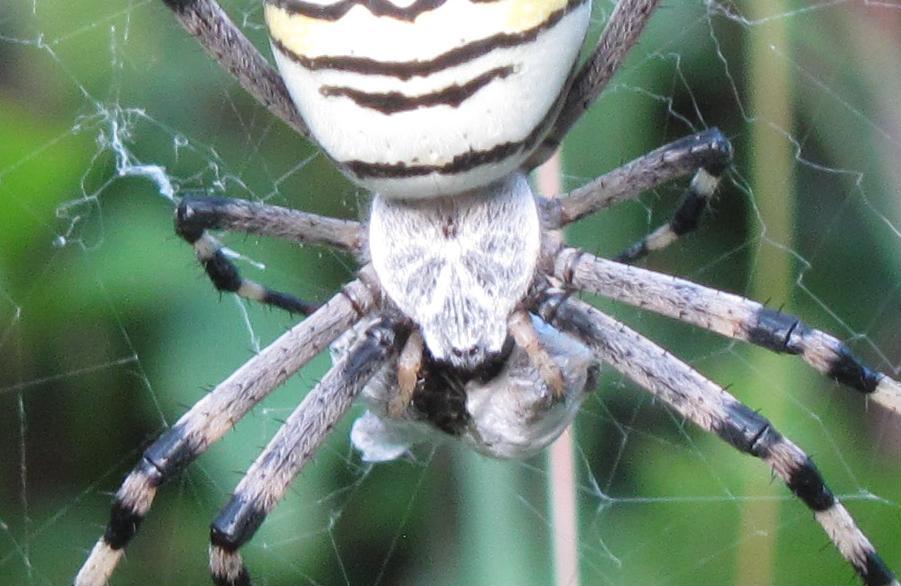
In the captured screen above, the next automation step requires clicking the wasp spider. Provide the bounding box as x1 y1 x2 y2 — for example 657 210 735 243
75 0 901 585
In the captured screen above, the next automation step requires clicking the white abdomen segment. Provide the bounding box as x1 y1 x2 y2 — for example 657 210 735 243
266 0 590 198
368 172 540 366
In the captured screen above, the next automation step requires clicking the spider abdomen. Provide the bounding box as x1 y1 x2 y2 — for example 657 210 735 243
368 172 540 368
265 0 590 198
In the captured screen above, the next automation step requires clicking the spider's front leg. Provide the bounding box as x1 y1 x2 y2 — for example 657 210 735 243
208 318 399 586
555 248 901 414
73 275 377 586
541 295 899 586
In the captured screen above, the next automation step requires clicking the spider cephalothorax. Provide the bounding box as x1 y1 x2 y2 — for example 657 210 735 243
369 173 542 368
74 1 901 586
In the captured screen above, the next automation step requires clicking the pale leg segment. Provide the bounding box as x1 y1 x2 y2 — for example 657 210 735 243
554 248 901 415
391 329 424 418
540 295 899 586
175 196 364 315
208 318 399 586
508 309 567 397
614 166 726 263
529 0 663 166
540 129 732 232
160 0 311 137
73 276 377 586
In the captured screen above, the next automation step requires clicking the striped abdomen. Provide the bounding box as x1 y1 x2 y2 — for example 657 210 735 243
265 0 590 199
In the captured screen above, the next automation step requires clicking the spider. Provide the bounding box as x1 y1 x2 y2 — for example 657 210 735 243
74 0 901 585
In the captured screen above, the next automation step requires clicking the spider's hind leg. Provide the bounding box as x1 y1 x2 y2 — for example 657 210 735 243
530 0 663 165
159 0 311 137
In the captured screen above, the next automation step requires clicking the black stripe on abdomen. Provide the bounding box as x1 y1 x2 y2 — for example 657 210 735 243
319 66 514 114
266 0 448 22
271 0 587 80
343 139 524 179
340 81 566 179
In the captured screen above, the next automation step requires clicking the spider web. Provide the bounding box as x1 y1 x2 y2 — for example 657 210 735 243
1 1 900 585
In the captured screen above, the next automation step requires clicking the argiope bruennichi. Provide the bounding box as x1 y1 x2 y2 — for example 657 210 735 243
74 1 901 585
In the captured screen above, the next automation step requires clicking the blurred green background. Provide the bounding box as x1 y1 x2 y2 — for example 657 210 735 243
1 1 900 585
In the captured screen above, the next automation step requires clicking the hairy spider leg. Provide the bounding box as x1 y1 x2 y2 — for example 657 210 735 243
540 295 899 586
554 248 901 414
161 0 311 137
73 278 376 586
176 196 363 315
528 0 663 167
613 160 730 263
508 309 567 397
208 319 399 586
539 128 733 261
